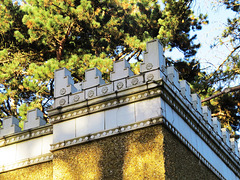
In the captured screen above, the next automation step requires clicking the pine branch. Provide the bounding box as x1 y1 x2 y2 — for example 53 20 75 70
202 84 240 103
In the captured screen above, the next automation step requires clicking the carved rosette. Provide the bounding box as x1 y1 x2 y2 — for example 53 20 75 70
101 87 108 94
73 95 80 102
146 74 154 81
88 90 94 98
131 78 139 85
60 88 66 95
59 99 66 106
117 82 124 90
146 63 153 70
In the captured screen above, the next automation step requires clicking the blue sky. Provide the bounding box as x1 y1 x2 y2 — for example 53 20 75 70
165 0 236 73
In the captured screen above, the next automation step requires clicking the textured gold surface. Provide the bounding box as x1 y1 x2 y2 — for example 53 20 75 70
163 127 219 180
0 161 53 180
53 126 166 180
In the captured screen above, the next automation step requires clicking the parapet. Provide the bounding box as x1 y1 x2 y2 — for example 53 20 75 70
1 40 240 179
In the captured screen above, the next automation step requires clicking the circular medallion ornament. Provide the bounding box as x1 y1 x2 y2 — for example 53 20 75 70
147 74 154 81
117 82 124 90
73 95 80 102
131 78 139 85
146 63 153 70
88 90 94 97
60 88 66 95
101 87 108 94
59 99 66 106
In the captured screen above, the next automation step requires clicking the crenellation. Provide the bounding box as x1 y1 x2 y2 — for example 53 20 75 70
167 66 180 89
1 40 239 179
230 138 239 156
54 68 77 98
0 116 21 137
191 93 202 114
179 80 191 103
212 117 222 136
110 59 134 81
202 106 212 127
24 108 46 130
221 128 231 147
82 67 105 89
140 39 165 73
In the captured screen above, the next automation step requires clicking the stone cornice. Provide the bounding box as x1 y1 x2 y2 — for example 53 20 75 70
0 153 53 173
0 124 53 147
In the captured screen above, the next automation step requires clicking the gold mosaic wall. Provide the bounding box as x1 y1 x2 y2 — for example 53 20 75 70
0 125 219 180
53 125 219 180
53 126 166 180
163 127 219 180
0 161 53 180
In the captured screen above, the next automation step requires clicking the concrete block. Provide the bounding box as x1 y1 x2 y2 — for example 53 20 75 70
180 80 191 102
167 66 180 89
140 39 165 73
76 116 89 137
117 103 135 126
110 59 134 81
97 83 114 96
42 135 53 154
191 93 202 113
69 91 85 104
24 108 46 130
53 119 75 143
135 98 162 122
54 96 68 107
16 138 42 160
202 106 212 126
113 79 126 91
85 88 97 99
144 69 163 82
0 144 16 165
0 116 21 137
212 117 222 136
88 112 104 134
54 68 77 98
82 67 105 89
127 74 144 88
76 113 104 137
221 128 230 147
105 109 118 129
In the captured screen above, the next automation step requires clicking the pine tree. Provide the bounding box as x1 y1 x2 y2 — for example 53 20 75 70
0 0 206 126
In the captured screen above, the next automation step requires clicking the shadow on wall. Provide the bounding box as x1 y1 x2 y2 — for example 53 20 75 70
52 126 165 180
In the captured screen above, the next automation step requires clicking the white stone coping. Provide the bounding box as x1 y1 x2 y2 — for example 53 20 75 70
0 124 53 147
50 116 227 180
0 153 53 173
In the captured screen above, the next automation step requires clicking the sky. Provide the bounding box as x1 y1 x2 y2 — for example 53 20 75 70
165 0 237 75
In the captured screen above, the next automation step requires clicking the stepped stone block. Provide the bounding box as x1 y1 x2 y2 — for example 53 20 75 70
140 39 165 73
230 138 239 155
180 80 191 102
202 106 212 126
82 67 105 89
24 108 46 130
0 116 21 137
212 117 222 136
221 128 230 147
167 66 180 89
110 59 134 81
191 93 202 113
74 82 82 91
54 68 77 98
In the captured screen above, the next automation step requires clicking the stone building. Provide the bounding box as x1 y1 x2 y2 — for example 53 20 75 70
0 40 239 179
